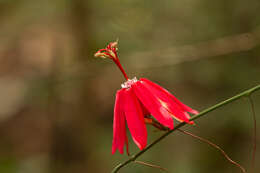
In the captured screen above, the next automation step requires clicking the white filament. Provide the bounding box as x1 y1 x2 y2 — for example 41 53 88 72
121 77 138 89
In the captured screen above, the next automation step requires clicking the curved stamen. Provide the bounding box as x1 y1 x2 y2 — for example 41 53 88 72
95 41 129 80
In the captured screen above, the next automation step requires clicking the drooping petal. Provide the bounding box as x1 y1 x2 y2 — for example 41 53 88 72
139 101 150 116
139 79 193 124
140 78 199 115
112 89 128 154
132 81 174 129
123 88 147 150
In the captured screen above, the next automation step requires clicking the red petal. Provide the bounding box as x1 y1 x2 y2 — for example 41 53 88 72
140 78 199 115
139 79 192 124
132 81 174 129
112 89 128 154
139 101 150 116
123 88 147 150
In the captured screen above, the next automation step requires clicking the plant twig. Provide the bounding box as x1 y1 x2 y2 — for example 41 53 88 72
248 95 257 173
111 84 260 173
134 160 169 172
177 129 246 173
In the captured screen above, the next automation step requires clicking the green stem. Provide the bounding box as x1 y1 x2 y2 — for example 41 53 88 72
248 95 257 173
111 84 260 173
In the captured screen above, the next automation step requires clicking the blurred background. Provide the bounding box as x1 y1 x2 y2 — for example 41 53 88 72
0 0 259 173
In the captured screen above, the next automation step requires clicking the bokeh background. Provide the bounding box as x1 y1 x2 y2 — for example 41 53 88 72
0 0 259 173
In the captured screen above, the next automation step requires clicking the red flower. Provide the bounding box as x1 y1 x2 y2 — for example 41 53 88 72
95 41 198 155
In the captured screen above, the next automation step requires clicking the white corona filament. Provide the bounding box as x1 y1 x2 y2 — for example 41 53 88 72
121 77 138 89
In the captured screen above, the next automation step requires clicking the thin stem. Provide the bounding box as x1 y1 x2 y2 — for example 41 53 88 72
111 84 260 173
134 160 169 172
248 95 257 173
177 129 246 173
113 58 129 80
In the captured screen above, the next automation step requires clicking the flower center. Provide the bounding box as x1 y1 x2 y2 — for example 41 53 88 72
121 77 138 89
